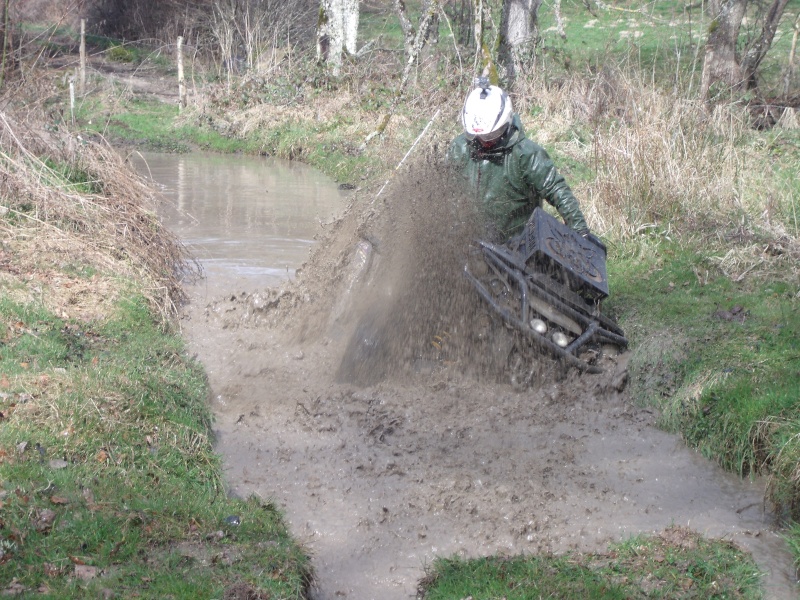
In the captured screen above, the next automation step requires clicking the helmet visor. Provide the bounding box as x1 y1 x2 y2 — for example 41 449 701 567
474 123 508 144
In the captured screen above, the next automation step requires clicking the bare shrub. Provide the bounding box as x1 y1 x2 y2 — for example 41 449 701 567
203 0 317 82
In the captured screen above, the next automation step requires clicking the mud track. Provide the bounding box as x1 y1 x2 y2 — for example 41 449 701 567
176 157 796 599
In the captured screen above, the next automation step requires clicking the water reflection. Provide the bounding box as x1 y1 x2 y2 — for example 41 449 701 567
131 152 346 290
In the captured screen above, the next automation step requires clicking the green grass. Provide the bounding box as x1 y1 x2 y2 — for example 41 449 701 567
77 97 262 154
420 527 763 599
535 0 800 93
606 237 800 514
0 293 310 598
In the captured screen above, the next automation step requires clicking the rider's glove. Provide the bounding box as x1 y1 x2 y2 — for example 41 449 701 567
582 230 607 254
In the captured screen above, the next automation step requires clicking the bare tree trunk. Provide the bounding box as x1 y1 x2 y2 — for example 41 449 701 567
700 0 748 98
473 0 484 60
553 0 566 40
79 19 86 95
317 0 358 75
321 0 344 75
317 2 330 63
783 15 799 95
394 0 415 56
0 0 10 89
342 0 359 55
500 0 542 86
177 36 186 111
740 0 791 87
395 0 440 62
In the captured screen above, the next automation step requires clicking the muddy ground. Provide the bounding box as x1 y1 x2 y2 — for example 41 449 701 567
176 157 797 600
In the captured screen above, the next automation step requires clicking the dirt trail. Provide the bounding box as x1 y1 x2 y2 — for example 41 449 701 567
174 156 798 600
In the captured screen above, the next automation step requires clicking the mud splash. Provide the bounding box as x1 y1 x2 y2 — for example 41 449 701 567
158 153 797 599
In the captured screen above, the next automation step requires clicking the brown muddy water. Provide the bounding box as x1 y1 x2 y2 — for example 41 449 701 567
134 152 798 600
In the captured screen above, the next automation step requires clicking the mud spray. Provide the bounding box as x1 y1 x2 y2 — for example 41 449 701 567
182 154 797 600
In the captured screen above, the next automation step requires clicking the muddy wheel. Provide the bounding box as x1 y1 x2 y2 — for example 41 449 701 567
336 310 390 386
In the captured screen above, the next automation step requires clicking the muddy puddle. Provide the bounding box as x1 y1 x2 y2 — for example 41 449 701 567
130 151 346 294
135 152 798 600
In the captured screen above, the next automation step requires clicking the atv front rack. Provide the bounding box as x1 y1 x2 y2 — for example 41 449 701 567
464 209 628 374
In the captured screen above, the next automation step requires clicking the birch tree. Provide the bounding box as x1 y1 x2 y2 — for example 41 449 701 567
499 0 542 85
317 0 359 75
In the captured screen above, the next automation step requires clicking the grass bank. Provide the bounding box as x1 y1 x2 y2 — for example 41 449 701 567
0 93 311 598
420 526 762 599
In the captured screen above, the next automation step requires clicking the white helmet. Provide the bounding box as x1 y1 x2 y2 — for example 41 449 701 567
461 83 513 144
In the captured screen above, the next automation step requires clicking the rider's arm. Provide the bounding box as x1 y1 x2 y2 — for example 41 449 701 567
518 141 589 234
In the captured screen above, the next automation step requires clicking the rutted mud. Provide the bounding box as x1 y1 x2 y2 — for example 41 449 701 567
157 153 797 599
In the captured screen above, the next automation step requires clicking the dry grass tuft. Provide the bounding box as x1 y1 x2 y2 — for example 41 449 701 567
754 418 800 518
504 69 800 294
0 79 196 319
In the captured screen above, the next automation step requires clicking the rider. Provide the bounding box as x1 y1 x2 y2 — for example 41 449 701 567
447 77 591 242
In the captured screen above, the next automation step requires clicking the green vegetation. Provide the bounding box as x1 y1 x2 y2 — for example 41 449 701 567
79 99 213 154
420 527 763 599
0 286 310 598
609 238 799 491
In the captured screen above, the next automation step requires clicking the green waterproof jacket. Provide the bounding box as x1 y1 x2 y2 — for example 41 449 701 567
447 114 588 239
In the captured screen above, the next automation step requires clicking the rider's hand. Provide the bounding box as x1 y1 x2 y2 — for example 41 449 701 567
581 230 607 254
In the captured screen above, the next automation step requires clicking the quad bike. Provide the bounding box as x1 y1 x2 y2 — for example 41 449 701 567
463 207 628 375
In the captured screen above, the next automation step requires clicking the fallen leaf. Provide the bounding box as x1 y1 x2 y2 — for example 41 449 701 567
33 509 57 533
19 363 29 369
0 375 8 388
50 496 69 505
73 565 99 581
96 450 108 463
43 563 64 577
49 459 69 469
108 541 124 557
2 578 25 595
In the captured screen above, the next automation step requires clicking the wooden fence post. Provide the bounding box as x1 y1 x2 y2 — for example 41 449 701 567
177 36 186 111
79 19 86 95
69 75 75 125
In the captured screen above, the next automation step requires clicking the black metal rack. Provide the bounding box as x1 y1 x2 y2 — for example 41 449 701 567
464 208 628 373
